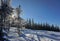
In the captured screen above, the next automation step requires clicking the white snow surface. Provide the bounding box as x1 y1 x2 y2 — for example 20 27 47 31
6 27 60 41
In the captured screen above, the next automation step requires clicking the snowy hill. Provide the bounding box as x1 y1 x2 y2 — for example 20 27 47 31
6 27 60 41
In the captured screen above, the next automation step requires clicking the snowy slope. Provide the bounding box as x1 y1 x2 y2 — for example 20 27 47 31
7 27 60 41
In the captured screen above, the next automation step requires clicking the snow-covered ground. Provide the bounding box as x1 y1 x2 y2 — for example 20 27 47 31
6 27 60 41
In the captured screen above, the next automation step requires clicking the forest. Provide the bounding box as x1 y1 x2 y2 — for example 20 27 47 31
25 19 60 32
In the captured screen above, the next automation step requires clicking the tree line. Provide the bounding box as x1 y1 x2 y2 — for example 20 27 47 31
25 19 60 32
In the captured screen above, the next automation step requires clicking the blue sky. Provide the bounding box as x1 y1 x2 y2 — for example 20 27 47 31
12 0 60 26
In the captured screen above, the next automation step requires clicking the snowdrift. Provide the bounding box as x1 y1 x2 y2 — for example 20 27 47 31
5 27 60 41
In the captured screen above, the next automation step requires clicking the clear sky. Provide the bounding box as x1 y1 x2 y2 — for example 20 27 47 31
12 0 60 26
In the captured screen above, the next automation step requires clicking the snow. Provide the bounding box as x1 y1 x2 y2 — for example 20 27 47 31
4 27 60 41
